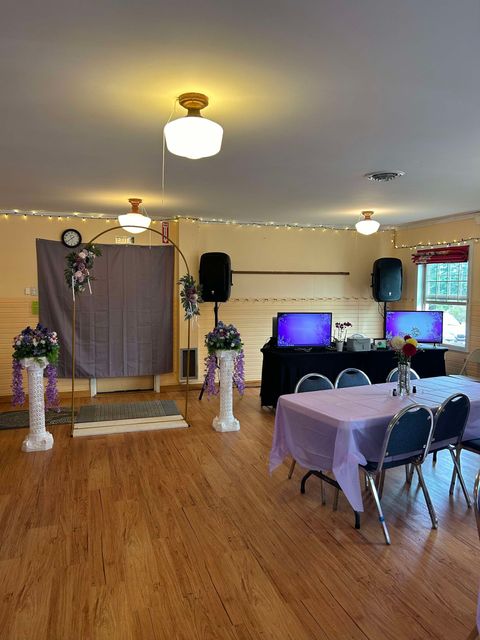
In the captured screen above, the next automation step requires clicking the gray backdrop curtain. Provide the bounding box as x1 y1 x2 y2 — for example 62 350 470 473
37 239 174 378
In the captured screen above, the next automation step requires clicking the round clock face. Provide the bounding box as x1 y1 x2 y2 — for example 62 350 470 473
61 228 82 248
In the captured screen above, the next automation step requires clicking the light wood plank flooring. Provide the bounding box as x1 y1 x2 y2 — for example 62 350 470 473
0 388 478 639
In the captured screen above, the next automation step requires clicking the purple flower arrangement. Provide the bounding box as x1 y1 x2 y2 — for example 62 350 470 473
204 322 245 397
178 274 203 320
65 244 101 293
11 323 60 409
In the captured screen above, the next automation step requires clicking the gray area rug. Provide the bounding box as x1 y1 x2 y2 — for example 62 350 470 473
0 408 74 430
76 400 180 423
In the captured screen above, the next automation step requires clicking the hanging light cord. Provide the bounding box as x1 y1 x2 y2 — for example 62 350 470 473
161 98 179 208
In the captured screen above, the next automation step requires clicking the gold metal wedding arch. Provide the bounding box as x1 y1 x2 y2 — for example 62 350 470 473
70 224 193 433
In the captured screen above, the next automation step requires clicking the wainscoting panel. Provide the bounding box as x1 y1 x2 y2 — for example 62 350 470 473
197 298 385 382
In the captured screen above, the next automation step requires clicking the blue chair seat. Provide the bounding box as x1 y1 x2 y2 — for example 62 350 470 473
363 455 422 473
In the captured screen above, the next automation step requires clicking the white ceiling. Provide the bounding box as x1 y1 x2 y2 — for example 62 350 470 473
1 0 480 227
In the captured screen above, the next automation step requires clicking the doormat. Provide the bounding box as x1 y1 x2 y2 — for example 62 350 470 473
76 400 180 423
0 408 74 430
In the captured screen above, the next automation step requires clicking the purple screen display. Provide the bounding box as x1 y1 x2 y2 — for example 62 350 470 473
385 311 443 343
277 313 332 347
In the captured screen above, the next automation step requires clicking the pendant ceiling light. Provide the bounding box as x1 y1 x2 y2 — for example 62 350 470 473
118 198 151 234
355 210 380 235
164 92 223 159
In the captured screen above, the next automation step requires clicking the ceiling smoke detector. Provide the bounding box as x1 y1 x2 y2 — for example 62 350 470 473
365 171 405 182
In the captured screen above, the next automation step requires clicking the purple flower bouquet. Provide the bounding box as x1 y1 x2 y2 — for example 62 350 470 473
12 323 60 409
204 322 245 397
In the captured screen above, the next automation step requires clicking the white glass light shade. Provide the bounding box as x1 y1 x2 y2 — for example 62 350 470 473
118 213 151 234
164 116 223 159
355 218 380 235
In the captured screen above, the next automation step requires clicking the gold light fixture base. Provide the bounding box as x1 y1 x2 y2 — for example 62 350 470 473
361 210 375 220
178 92 209 116
128 198 143 213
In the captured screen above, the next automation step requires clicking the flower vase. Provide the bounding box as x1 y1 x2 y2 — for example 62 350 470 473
397 361 411 397
336 340 344 352
20 357 54 452
212 350 240 432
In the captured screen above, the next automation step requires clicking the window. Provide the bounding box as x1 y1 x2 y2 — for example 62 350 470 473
418 260 469 349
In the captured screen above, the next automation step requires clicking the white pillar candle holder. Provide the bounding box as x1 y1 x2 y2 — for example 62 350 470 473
212 350 240 432
20 357 54 452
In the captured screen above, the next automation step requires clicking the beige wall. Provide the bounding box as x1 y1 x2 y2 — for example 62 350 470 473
9 212 469 396
393 217 480 374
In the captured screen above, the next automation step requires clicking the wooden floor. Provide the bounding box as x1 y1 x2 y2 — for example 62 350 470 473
0 388 478 639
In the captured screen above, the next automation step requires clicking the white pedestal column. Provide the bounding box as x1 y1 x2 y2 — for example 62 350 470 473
212 350 240 432
21 357 54 452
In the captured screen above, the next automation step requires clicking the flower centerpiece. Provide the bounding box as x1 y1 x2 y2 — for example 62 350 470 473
204 322 245 397
178 274 203 320
12 323 60 409
389 334 419 396
334 321 352 351
65 244 102 294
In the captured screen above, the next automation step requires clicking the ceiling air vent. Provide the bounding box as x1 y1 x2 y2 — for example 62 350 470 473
365 171 405 182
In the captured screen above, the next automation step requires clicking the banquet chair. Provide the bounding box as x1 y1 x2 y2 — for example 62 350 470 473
467 471 480 640
460 348 480 377
386 367 420 383
334 368 371 388
422 393 472 506
288 373 334 481
450 438 480 500
360 404 436 545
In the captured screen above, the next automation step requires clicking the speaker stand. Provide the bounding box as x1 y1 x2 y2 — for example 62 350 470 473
199 301 220 401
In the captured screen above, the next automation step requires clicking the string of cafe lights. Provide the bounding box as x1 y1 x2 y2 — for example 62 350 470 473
0 209 396 233
392 230 480 250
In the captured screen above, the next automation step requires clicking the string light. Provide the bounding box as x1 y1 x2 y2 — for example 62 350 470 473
392 230 478 250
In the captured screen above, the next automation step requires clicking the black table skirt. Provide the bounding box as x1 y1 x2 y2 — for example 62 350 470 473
260 344 447 407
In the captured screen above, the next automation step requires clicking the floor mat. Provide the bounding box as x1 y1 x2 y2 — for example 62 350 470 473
0 408 74 430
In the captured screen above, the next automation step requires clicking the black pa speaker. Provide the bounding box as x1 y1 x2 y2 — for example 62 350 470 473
199 252 232 302
372 258 403 302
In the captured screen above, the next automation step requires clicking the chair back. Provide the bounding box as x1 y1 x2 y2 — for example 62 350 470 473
295 373 334 393
376 405 434 472
386 367 420 383
431 393 470 448
335 368 371 388
474 471 480 539
460 348 480 376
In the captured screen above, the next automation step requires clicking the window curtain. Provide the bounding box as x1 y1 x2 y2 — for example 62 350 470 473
36 239 174 378
411 245 469 265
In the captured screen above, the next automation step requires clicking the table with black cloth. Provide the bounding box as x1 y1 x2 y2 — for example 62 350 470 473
260 342 447 407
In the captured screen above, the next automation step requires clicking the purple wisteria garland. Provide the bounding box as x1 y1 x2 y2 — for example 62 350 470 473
11 359 25 406
204 322 245 398
45 363 60 410
11 323 60 409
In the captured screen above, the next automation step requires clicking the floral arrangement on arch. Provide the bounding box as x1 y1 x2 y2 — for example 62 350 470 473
204 322 245 397
11 324 60 409
334 321 352 343
65 245 102 294
389 334 419 364
178 274 203 320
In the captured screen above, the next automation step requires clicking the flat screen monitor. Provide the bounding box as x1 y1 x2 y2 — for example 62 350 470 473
385 310 444 344
277 312 332 348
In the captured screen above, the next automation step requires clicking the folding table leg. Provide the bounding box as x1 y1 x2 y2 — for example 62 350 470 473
288 458 296 479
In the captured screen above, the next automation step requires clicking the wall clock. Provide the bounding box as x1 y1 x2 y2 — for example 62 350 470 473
61 228 82 248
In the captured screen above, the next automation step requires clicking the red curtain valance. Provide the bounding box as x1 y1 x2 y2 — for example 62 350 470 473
411 245 469 265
